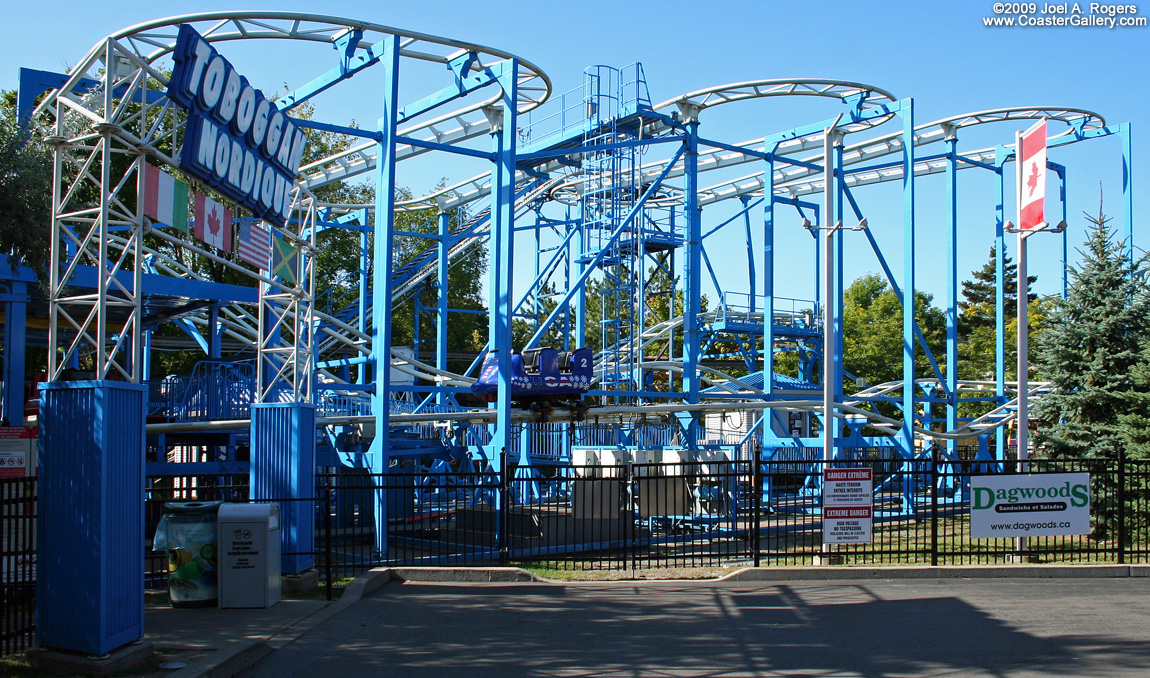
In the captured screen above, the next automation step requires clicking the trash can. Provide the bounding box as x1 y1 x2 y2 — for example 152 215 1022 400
218 503 281 608
156 501 223 608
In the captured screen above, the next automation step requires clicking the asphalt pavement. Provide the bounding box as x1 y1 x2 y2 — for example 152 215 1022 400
232 569 1150 678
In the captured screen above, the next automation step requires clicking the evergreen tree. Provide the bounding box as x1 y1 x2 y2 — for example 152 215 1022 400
959 245 1036 338
1032 209 1150 457
1118 345 1150 459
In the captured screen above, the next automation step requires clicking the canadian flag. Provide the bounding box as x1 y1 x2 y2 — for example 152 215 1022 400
1018 120 1047 231
194 192 233 253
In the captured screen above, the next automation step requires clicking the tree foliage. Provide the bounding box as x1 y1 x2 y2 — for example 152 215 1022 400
841 274 946 393
1033 208 1150 458
0 91 53 285
1118 345 1150 458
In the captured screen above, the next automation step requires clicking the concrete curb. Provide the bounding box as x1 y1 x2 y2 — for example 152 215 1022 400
175 570 396 678
174 563 1150 677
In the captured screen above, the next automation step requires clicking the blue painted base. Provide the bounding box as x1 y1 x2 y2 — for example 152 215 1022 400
37 381 146 655
250 403 316 574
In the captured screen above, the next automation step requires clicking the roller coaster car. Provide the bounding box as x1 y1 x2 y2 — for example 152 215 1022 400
471 347 593 413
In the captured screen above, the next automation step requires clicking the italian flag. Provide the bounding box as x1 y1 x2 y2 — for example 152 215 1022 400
142 163 189 232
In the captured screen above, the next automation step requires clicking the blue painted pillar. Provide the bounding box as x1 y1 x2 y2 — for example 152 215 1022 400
142 328 153 382
208 303 222 359
358 210 370 385
38 381 145 654
488 61 519 468
682 120 701 405
3 281 27 424
994 147 1008 460
763 154 775 405
741 195 756 314
250 402 316 573
945 133 959 458
762 152 776 480
1059 168 1069 299
1121 123 1133 260
368 35 402 558
437 209 450 404
900 101 916 455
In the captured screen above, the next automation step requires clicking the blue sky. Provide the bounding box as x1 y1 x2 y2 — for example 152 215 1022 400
3 0 1146 308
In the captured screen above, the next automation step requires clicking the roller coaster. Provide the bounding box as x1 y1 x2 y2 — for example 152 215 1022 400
7 12 1134 594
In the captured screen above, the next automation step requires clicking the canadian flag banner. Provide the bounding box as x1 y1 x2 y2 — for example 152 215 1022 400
194 192 233 253
1018 119 1047 231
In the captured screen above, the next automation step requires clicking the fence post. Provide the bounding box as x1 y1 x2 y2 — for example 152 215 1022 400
324 484 333 602
624 461 634 573
753 456 762 568
499 448 510 566
930 445 939 567
1117 447 1126 565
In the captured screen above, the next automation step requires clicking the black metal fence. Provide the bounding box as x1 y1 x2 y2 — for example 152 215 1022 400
1 477 36 659
137 453 1150 585
7 454 1150 657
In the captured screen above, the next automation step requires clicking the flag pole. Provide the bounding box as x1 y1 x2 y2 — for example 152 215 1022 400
1015 129 1031 563
1016 128 1029 469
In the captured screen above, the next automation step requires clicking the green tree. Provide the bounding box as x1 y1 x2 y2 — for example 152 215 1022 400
959 245 1036 338
841 274 946 394
1118 345 1150 458
1033 208 1150 458
0 91 54 285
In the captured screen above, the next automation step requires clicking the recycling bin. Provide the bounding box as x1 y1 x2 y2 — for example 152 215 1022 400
159 501 223 608
218 503 281 608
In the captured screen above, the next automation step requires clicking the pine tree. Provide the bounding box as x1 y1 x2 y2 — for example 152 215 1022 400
1032 208 1150 458
959 245 1037 338
1118 345 1150 459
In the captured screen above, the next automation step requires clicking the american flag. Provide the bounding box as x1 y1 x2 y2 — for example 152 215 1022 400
236 219 271 270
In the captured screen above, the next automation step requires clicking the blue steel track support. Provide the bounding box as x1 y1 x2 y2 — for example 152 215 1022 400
1057 167 1069 299
358 209 369 385
945 130 959 459
1121 123 1134 260
900 100 916 456
761 148 776 478
2 281 26 424
683 120 702 406
369 34 401 560
488 61 520 473
741 195 756 314
437 209 450 404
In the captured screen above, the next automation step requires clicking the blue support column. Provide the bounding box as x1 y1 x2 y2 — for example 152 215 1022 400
38 381 145 654
208 303 222 359
488 62 520 469
1121 123 1134 260
741 195 756 314
683 121 702 405
900 101 916 455
250 402 316 573
437 209 450 404
1059 168 1069 299
762 152 776 489
358 211 369 385
994 146 1008 460
3 281 27 424
368 34 402 557
945 133 959 458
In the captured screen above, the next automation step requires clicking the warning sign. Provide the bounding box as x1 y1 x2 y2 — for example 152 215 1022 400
0 427 36 478
823 468 873 544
